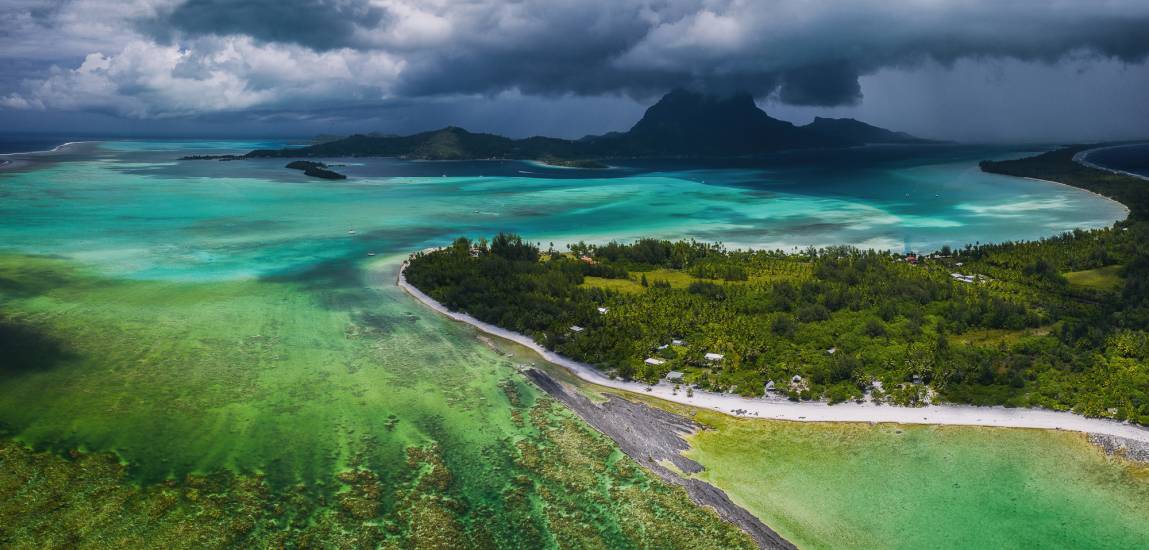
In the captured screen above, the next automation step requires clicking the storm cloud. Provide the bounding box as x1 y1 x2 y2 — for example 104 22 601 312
150 0 387 51
1 0 1149 139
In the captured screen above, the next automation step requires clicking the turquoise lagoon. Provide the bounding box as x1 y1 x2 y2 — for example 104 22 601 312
0 141 1127 466
0 140 1139 546
1 142 1126 282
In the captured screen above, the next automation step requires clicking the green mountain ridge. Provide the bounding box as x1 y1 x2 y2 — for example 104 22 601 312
241 89 934 162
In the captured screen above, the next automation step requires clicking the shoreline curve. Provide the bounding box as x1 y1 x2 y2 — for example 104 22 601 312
1073 143 1149 182
397 261 1149 444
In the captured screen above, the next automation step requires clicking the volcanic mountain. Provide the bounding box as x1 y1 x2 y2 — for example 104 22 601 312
240 89 932 162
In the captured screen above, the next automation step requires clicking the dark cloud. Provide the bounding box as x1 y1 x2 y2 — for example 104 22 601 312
150 0 385 50
778 62 863 107
2 0 1149 140
378 1 1149 106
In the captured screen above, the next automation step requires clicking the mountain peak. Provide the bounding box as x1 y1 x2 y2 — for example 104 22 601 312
245 88 926 160
625 89 803 155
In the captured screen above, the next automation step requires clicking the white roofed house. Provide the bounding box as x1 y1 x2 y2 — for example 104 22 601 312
665 370 684 382
644 357 666 366
570 325 585 333
597 307 609 314
704 352 725 362
790 374 808 392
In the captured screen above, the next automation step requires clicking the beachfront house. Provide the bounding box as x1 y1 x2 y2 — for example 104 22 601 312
704 352 724 362
791 375 802 384
665 371 684 382
765 380 776 392
644 357 666 366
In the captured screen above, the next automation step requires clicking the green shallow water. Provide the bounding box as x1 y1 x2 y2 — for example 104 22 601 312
680 413 1149 549
0 253 514 487
0 140 1141 546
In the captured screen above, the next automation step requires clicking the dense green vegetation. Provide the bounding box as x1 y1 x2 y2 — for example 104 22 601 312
407 147 1149 423
285 160 347 179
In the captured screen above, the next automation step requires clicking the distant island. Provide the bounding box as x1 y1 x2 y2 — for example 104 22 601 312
183 89 935 165
285 160 346 180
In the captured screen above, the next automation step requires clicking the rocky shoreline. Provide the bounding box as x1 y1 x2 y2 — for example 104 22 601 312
1088 433 1149 463
522 368 795 549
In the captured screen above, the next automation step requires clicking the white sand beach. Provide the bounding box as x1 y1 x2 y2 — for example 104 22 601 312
398 261 1149 443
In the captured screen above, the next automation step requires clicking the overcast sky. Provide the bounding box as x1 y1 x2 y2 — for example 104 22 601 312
2 0 1148 142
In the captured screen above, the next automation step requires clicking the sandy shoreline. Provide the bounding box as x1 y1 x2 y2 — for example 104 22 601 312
1074 144 1149 182
1023 176 1131 219
397 261 1149 443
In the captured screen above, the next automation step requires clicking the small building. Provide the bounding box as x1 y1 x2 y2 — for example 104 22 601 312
671 339 685 346
791 374 803 384
657 344 669 350
912 374 923 385
579 255 595 264
644 357 666 366
826 347 838 355
570 325 585 333
704 352 725 362
666 371 684 382
597 307 609 314
764 380 776 392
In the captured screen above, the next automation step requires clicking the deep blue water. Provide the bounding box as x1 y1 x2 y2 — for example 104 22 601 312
0 136 77 154
1085 143 1149 178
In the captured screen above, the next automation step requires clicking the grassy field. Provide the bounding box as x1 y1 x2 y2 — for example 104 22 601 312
582 268 705 293
1065 264 1124 291
949 326 1051 347
581 261 813 294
